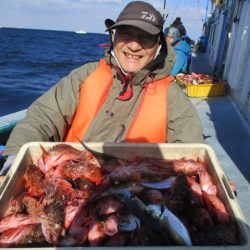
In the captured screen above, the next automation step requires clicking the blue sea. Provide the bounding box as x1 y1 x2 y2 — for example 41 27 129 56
0 28 109 116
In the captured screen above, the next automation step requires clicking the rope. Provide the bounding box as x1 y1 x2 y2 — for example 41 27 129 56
169 0 182 25
197 0 205 22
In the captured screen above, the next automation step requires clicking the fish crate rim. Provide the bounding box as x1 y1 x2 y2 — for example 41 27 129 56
185 82 226 87
5 141 222 158
14 141 218 150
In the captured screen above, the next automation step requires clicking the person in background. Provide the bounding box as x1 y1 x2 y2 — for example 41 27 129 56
181 35 193 72
170 17 186 37
0 1 204 180
199 35 208 52
164 27 191 77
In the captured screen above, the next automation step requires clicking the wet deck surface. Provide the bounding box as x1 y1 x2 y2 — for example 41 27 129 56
190 52 250 225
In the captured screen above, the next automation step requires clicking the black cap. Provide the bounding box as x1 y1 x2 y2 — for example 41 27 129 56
105 19 115 29
107 1 163 35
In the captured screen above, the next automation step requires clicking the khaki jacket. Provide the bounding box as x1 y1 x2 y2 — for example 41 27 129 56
5 45 204 156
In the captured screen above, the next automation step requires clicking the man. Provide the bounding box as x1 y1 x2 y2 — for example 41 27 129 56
171 17 186 37
181 35 194 72
165 27 191 77
0 1 204 177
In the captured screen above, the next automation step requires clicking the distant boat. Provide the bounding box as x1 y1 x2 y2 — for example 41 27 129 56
75 30 87 34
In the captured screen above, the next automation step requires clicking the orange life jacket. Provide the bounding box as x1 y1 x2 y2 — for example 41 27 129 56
65 59 174 143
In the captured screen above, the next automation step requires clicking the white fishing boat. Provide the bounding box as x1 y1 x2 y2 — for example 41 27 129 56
75 29 87 34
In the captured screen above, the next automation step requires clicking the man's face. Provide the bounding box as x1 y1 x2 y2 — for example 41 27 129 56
166 36 174 45
113 26 160 73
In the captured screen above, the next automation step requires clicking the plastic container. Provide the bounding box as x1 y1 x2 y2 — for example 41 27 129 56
186 83 225 97
0 142 250 249
175 74 187 88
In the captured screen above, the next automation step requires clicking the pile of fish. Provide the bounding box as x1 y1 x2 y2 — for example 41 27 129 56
0 144 238 247
177 72 224 85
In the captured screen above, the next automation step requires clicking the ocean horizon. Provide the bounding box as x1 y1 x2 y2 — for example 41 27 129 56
0 26 107 35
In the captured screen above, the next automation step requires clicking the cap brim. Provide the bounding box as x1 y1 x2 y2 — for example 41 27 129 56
108 20 161 35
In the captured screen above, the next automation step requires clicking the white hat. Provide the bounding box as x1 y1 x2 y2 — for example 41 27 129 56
164 27 180 38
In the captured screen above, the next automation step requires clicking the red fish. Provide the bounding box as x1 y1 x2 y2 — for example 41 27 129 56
192 207 214 228
186 175 203 206
64 161 103 184
64 200 86 229
69 226 88 246
199 170 217 195
40 202 65 244
22 196 44 218
202 191 230 223
38 144 86 173
4 193 26 217
23 164 45 197
172 159 205 175
68 202 90 245
103 214 119 236
96 197 123 216
0 214 39 233
88 215 106 246
0 224 44 247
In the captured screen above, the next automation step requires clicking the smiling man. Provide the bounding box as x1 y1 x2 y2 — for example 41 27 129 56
113 26 160 73
1 1 204 177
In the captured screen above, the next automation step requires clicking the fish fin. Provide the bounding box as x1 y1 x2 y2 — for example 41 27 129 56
76 138 119 161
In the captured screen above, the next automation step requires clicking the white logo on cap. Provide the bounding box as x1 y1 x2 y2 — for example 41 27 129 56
141 11 156 22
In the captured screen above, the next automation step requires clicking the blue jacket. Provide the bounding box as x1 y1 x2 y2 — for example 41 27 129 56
171 38 191 77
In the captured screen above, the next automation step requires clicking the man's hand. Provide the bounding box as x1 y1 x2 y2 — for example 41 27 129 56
0 176 5 185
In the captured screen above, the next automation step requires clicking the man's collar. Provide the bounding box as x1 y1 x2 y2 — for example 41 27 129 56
111 50 130 76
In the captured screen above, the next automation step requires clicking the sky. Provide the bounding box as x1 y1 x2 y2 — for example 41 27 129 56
0 0 211 40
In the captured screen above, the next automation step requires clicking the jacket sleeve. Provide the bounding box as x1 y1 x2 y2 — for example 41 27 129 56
167 82 205 143
4 62 98 156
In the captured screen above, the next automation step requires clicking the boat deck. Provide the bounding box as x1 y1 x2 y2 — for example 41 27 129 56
190 51 250 225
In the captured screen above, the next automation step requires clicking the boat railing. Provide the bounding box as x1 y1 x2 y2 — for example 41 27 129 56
0 110 26 145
